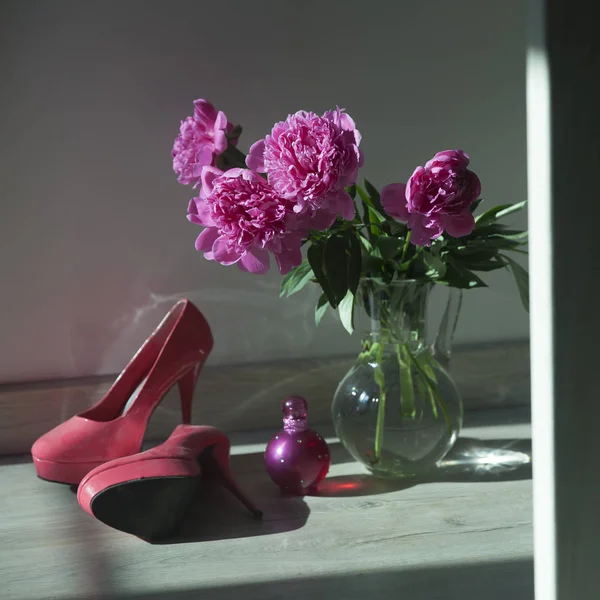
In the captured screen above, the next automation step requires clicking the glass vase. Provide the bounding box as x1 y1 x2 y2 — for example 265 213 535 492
332 279 463 478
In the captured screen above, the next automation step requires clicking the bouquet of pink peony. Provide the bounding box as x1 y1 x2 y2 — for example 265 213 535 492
173 99 528 332
172 99 529 474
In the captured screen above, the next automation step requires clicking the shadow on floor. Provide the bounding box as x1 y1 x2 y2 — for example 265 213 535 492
152 480 310 545
150 451 310 545
72 558 534 600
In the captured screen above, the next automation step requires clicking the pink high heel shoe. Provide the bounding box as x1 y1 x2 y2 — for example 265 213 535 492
77 425 262 540
31 299 213 485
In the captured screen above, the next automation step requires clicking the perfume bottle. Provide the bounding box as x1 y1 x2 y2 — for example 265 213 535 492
264 396 331 494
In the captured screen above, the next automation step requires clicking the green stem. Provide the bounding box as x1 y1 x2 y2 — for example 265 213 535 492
420 354 438 419
398 344 416 418
373 344 386 463
399 231 413 264
397 246 424 274
406 349 452 435
415 364 429 413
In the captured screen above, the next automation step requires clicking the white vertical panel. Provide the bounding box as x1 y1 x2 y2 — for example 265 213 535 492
529 1 600 598
527 1 556 599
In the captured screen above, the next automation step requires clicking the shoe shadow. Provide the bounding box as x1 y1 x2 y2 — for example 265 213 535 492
152 453 310 545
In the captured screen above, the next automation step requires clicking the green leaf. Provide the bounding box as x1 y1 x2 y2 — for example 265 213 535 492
471 262 508 272
460 236 523 252
315 293 329 327
423 251 447 278
308 242 337 307
367 206 386 224
463 257 508 272
355 185 371 206
475 205 512 225
279 260 313 297
347 233 362 295
364 179 383 210
356 185 386 223
338 290 355 335
356 185 383 238
346 185 357 200
450 248 498 261
467 224 512 239
324 235 349 307
470 198 484 213
466 226 526 244
362 254 385 275
490 231 528 243
494 200 527 220
503 255 529 312
363 179 380 202
388 221 409 237
438 262 487 289
226 124 243 140
358 234 373 253
475 201 527 226
376 236 404 260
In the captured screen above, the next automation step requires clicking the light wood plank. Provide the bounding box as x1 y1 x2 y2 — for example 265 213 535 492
0 410 532 600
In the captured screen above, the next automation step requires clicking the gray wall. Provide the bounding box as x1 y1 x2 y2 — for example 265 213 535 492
0 0 528 383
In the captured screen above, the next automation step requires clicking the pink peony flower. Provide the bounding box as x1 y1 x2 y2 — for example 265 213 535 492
246 108 362 229
187 167 303 275
172 99 235 187
381 150 481 247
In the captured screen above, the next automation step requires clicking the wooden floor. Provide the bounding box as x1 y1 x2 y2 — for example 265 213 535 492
0 408 533 600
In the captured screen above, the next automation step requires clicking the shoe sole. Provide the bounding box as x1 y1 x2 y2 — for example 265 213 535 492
90 475 200 541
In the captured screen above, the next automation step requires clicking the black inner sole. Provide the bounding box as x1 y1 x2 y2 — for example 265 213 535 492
91 475 200 540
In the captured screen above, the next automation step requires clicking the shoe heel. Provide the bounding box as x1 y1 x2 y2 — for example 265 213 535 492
177 365 201 424
202 443 263 519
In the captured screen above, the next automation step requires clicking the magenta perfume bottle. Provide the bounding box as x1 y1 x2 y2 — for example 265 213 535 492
264 396 331 495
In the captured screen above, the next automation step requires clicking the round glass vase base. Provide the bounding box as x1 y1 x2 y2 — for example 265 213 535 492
365 464 427 480
341 433 460 480
362 445 458 479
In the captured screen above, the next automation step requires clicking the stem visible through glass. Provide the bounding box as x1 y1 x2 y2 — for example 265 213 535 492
373 344 386 462
371 342 452 464
398 344 415 418
406 349 452 434
364 279 454 464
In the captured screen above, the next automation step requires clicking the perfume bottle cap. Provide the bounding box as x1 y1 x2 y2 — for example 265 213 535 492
282 396 308 420
282 396 308 432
